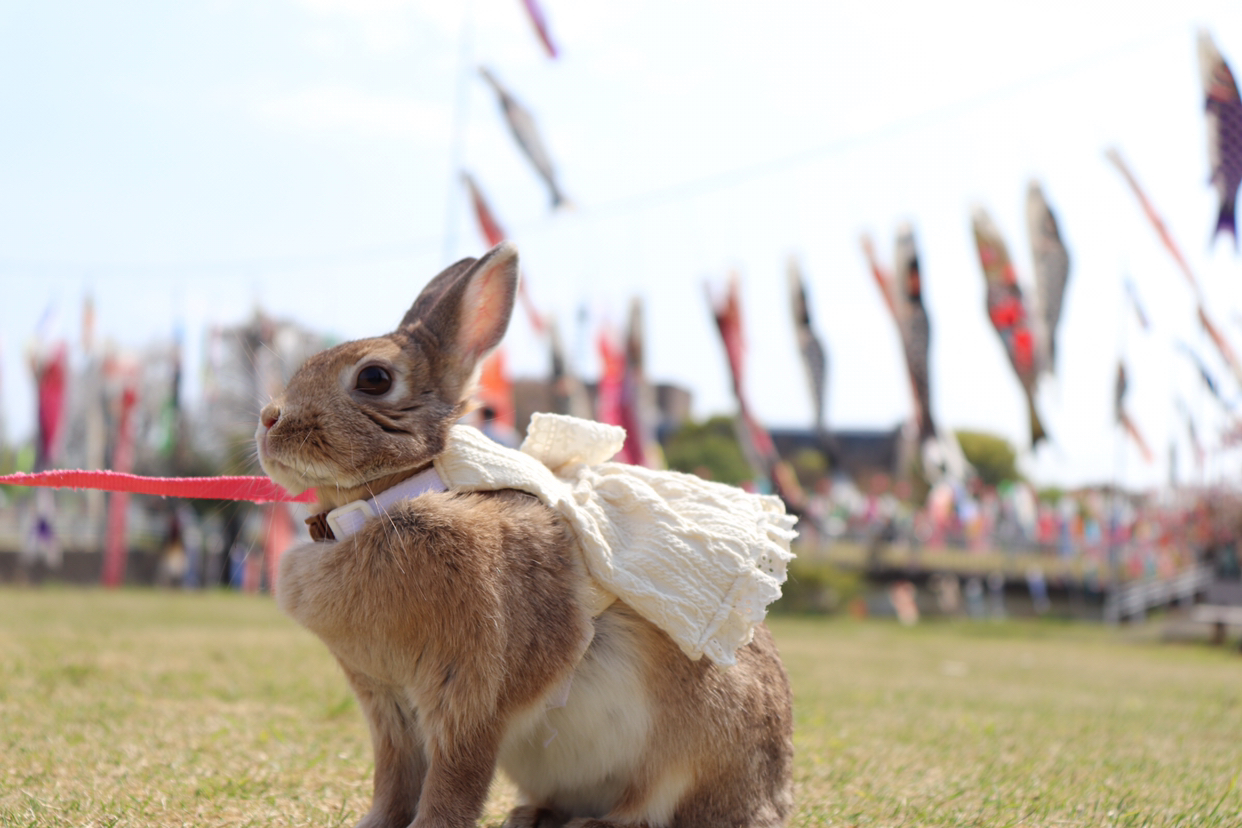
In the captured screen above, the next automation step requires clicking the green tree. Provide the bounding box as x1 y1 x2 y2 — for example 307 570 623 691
954 430 1019 488
663 416 754 485
790 446 829 490
1036 485 1065 503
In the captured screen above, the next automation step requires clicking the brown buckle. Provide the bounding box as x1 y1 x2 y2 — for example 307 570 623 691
305 511 335 542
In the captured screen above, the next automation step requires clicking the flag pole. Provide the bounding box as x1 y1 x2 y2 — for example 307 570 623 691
1110 267 1128 589
442 0 475 265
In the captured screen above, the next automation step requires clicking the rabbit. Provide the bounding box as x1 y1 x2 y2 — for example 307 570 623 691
256 242 794 828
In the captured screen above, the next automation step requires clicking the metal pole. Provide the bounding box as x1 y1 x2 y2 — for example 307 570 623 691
441 0 475 265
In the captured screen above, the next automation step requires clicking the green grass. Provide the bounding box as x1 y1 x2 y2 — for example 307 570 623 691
780 618 1241 826
0 589 1239 827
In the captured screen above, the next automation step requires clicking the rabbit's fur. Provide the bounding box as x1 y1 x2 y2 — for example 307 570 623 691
257 243 794 828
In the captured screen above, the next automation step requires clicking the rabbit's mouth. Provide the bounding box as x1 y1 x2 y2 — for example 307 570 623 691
257 451 314 495
256 431 323 494
259 439 383 498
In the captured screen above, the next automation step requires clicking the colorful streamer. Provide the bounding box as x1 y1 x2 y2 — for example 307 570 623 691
32 343 68 469
1198 30 1242 248
1027 181 1071 374
1123 277 1150 332
519 0 559 58
1119 411 1155 464
462 171 547 334
971 207 1047 447
787 257 828 436
478 348 516 430
478 67 568 209
1106 148 1242 386
706 276 806 509
860 234 899 324
893 225 936 444
1177 342 1231 410
1114 363 1153 464
1106 148 1200 293
1178 399 1205 470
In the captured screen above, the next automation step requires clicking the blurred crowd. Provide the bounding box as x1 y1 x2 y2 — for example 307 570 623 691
802 472 1241 584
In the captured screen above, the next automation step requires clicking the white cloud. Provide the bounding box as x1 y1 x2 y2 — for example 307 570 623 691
250 83 451 142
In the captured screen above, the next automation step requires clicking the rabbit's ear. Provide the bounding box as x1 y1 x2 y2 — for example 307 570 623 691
400 256 478 330
417 242 519 365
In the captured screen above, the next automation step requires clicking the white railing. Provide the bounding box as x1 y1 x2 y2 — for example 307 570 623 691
1103 565 1215 624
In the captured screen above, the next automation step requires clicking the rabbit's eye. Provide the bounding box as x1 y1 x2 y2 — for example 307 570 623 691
355 365 392 395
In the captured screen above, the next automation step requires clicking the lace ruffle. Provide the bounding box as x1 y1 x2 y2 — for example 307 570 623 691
434 413 797 668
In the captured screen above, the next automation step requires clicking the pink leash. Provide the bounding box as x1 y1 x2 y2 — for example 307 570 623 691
0 470 314 503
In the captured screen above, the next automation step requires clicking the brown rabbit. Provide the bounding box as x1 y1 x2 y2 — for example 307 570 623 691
257 242 793 828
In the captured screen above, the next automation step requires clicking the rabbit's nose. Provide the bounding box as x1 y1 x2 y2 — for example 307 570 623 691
260 404 281 429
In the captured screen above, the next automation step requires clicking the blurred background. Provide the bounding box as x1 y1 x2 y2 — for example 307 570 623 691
1 0 1241 626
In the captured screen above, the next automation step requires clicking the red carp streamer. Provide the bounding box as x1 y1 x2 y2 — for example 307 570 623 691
860 235 899 324
0 470 313 503
1106 149 1201 293
1107 148 1242 387
1119 412 1155 464
520 0 559 58
463 171 547 334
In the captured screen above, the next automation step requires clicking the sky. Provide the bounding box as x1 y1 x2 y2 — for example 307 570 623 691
1 0 1242 491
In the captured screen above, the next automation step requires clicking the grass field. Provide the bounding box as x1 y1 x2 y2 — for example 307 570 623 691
0 589 1238 827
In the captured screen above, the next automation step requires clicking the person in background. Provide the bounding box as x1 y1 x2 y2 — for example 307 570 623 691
478 404 520 448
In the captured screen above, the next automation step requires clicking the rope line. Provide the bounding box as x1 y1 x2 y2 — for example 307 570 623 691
0 470 313 503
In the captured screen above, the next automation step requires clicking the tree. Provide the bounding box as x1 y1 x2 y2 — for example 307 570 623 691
790 446 829 490
954 430 1019 488
663 416 754 485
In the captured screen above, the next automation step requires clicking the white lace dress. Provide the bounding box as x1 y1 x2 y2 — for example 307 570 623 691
433 413 797 668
